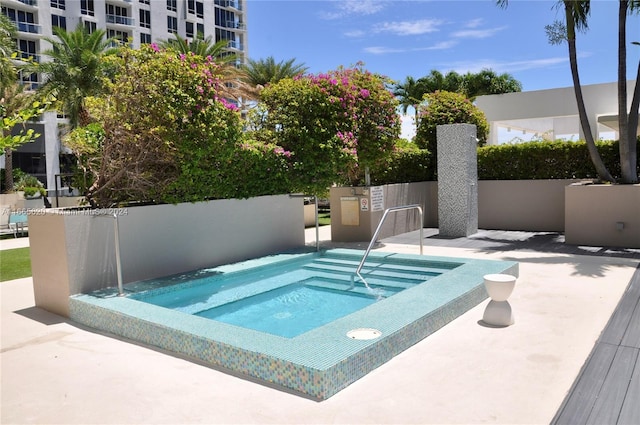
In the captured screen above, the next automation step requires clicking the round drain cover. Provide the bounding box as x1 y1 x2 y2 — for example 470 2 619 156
347 328 382 340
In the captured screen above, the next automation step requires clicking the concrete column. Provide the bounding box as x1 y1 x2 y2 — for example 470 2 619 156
437 124 478 237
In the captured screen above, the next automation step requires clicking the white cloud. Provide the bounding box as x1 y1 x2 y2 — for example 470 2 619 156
364 40 457 55
452 26 507 39
447 57 569 74
375 19 444 36
465 18 484 29
364 46 405 54
344 30 366 38
322 0 387 19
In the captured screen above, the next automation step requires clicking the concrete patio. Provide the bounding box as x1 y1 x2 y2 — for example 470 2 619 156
1 227 639 424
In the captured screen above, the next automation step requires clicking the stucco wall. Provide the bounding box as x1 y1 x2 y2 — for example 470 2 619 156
565 184 640 248
29 194 305 316
331 180 579 242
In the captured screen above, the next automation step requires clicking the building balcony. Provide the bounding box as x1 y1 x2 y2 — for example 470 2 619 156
16 0 38 7
105 14 135 26
216 0 242 11
225 20 246 30
227 40 244 51
16 21 41 34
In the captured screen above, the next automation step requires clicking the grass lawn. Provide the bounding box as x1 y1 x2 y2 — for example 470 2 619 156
0 247 32 282
318 212 331 226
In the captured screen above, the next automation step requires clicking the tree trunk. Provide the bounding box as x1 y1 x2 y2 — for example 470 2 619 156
628 63 640 182
565 3 616 183
617 0 637 183
3 146 13 192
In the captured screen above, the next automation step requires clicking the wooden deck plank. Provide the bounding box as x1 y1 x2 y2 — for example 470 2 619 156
586 346 639 425
600 277 640 345
552 343 617 425
617 350 640 425
620 298 640 349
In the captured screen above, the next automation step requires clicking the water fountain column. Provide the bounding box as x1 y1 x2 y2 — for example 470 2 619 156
436 124 478 237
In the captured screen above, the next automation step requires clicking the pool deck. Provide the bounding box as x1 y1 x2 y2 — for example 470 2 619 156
2 227 639 424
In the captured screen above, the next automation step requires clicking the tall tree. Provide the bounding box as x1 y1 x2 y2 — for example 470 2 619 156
393 76 428 118
0 14 16 98
499 0 639 183
462 69 523 100
241 56 308 89
30 24 114 129
616 0 639 183
158 33 237 65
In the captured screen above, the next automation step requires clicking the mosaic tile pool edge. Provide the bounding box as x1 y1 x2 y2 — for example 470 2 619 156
69 279 489 400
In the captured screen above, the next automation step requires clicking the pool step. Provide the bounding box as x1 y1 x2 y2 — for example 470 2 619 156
303 260 437 285
312 257 448 276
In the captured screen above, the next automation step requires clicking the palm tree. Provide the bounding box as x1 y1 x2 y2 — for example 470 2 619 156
499 0 615 182
158 33 238 66
393 76 428 118
616 0 639 183
0 14 17 98
241 56 308 89
462 69 522 100
30 24 114 129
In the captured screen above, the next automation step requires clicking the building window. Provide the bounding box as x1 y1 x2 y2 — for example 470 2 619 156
196 23 205 38
166 0 177 12
140 32 151 44
196 1 204 18
84 20 97 34
167 16 178 34
139 0 150 4
188 0 195 14
139 9 150 29
18 39 37 61
51 14 66 31
186 21 194 38
81 0 95 16
19 70 38 90
3 8 37 31
107 29 129 44
50 0 66 10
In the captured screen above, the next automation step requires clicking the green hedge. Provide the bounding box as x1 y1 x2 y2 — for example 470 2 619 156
477 140 638 180
370 149 432 185
371 139 639 184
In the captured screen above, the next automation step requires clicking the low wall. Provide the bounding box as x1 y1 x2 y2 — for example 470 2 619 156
330 182 436 242
331 180 580 242
478 180 579 231
565 184 640 248
29 194 305 317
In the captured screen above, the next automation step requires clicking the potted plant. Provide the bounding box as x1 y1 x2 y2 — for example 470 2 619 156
14 171 46 199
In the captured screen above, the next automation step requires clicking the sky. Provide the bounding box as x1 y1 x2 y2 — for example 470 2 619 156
245 0 640 139
245 0 640 92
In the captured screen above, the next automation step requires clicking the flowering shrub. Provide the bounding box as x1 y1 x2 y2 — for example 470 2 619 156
82 44 291 206
253 64 400 195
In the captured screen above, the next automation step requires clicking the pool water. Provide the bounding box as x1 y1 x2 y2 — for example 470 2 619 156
200 283 376 338
132 251 448 338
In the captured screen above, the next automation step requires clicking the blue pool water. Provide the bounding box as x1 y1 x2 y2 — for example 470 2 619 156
200 283 376 338
133 251 449 338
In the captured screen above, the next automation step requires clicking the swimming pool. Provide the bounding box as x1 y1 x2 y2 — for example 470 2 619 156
69 248 518 400
131 251 449 338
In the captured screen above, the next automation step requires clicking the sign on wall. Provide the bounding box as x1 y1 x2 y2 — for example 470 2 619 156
370 186 384 211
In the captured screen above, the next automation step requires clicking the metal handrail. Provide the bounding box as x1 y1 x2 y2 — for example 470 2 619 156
352 204 423 290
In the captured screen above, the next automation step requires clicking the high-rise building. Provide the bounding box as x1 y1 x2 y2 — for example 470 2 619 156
1 0 247 193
